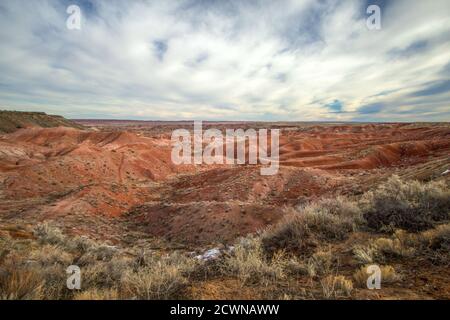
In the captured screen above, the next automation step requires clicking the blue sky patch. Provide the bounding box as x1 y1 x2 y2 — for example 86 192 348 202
326 100 343 113
410 80 450 97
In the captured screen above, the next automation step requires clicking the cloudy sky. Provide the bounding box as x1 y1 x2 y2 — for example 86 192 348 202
0 0 449 121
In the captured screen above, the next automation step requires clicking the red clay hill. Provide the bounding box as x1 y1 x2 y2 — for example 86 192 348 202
0 112 449 245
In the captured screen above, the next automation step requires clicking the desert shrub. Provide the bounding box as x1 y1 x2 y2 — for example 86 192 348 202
81 262 116 290
373 237 415 259
38 264 70 300
80 254 135 292
353 234 415 266
356 225 450 266
283 257 309 277
107 256 134 281
260 210 317 257
310 197 363 223
2 229 131 299
30 244 73 267
391 229 420 248
304 210 354 240
320 275 353 298
68 236 97 253
422 223 450 250
33 223 66 246
306 250 335 277
419 223 450 265
260 209 317 257
77 244 118 266
377 265 399 283
33 224 110 258
361 176 450 233
352 244 379 264
221 236 286 286
120 253 197 300
261 198 360 256
0 250 45 300
33 223 120 261
353 265 400 288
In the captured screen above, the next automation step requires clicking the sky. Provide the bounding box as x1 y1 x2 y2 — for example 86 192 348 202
0 0 449 121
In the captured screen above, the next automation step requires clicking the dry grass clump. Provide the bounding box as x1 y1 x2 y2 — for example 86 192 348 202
0 268 44 300
306 250 335 277
30 244 73 267
220 236 286 286
120 253 198 300
352 244 379 264
320 275 353 299
353 235 415 265
361 176 450 233
353 265 400 288
373 237 415 258
261 197 361 256
419 223 450 265
354 224 450 266
282 257 309 277
81 260 122 290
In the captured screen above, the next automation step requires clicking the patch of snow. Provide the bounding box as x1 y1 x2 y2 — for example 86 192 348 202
195 246 235 261
195 248 221 261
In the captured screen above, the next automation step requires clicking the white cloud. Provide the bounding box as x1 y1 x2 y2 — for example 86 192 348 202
0 0 449 121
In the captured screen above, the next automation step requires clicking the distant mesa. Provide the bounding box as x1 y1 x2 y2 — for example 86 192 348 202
0 110 84 133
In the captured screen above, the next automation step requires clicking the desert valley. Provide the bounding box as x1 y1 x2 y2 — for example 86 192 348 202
0 111 449 300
